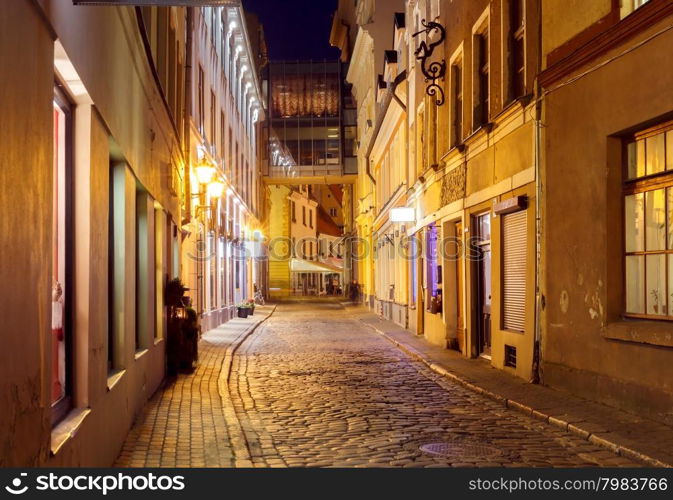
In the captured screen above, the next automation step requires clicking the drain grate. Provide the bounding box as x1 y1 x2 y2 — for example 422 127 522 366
420 442 504 459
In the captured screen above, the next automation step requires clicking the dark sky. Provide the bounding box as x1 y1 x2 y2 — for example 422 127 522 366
244 0 340 60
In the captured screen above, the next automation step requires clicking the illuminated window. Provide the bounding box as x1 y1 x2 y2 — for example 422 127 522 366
624 121 673 318
52 86 73 423
425 224 440 313
620 0 651 19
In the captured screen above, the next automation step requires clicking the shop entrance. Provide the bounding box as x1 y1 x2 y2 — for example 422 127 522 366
473 213 492 359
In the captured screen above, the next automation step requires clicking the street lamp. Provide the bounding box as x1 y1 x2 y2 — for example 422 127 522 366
195 157 216 185
207 179 226 199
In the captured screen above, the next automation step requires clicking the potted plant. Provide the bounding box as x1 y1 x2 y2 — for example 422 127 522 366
237 302 251 318
247 298 256 316
165 278 199 374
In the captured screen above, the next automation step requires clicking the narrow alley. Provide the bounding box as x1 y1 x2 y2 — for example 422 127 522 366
116 301 639 468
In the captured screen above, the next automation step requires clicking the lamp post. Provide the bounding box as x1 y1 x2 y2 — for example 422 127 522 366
192 155 226 316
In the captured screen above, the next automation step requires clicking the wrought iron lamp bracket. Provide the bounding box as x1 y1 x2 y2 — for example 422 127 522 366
412 19 447 106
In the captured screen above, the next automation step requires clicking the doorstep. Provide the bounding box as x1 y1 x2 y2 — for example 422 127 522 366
354 308 673 468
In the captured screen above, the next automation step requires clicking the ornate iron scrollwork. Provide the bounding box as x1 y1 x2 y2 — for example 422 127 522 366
413 19 447 106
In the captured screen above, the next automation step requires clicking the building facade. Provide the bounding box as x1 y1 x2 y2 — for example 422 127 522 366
181 5 267 332
538 0 673 424
337 0 540 380
334 0 673 422
0 1 185 466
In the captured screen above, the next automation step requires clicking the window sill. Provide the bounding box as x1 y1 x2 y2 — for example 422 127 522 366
51 407 91 456
106 369 126 392
603 319 673 348
134 348 149 361
154 337 164 346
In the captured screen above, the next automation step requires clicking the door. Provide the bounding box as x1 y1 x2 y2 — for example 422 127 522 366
474 213 492 358
455 221 465 352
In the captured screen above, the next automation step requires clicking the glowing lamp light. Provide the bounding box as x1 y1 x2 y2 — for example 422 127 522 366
390 207 416 223
207 180 226 199
195 158 216 185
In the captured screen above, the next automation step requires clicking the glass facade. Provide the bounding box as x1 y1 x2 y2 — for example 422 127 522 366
267 61 354 176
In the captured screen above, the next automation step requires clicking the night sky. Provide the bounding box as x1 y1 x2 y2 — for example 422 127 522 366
243 0 340 61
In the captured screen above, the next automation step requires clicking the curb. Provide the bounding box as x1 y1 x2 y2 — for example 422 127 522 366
360 318 672 469
217 305 277 465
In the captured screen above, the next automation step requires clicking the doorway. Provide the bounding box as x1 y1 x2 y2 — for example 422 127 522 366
455 221 465 352
473 213 492 358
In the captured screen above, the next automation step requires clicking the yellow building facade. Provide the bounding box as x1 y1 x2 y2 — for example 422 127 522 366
338 0 541 381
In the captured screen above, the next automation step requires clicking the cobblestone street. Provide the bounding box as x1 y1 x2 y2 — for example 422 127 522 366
117 301 639 468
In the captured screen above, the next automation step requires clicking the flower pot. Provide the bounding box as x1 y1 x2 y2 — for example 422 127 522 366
237 307 249 318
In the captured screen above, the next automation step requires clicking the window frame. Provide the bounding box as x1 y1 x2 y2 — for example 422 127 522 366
198 65 205 134
622 119 673 321
506 0 526 103
472 9 490 131
52 83 75 426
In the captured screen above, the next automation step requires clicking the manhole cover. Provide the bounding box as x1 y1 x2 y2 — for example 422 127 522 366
420 442 504 459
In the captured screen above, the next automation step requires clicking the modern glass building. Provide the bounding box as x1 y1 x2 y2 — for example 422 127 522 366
264 60 357 178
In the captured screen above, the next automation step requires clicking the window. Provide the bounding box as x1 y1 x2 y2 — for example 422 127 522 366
329 208 338 217
52 86 73 422
620 0 651 19
210 90 216 144
302 206 306 226
154 207 165 340
228 127 233 179
451 60 463 146
624 121 673 319
198 65 205 133
291 201 296 222
309 209 313 228
235 142 239 188
502 210 527 332
220 111 225 158
208 232 216 310
109 162 126 376
425 223 440 312
473 27 489 130
135 190 152 352
410 235 418 307
508 0 525 101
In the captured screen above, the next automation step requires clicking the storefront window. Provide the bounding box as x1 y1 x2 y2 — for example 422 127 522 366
426 224 440 312
52 87 72 418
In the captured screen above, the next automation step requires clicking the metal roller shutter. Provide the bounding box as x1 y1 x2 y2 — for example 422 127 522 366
503 210 527 332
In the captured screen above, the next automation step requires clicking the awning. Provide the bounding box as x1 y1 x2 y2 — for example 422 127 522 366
290 258 342 274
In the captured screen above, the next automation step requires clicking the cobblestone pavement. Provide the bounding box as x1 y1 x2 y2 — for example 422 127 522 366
115 310 274 468
229 302 639 468
117 301 640 468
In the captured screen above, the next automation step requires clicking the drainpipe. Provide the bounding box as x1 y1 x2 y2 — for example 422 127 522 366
532 0 543 385
183 7 193 225
364 70 407 185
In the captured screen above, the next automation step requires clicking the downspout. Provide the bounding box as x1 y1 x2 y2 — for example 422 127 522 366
532 0 543 385
364 70 407 185
183 7 194 225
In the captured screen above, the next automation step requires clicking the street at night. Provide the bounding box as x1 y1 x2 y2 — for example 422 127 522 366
116 301 640 468
2 0 673 495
